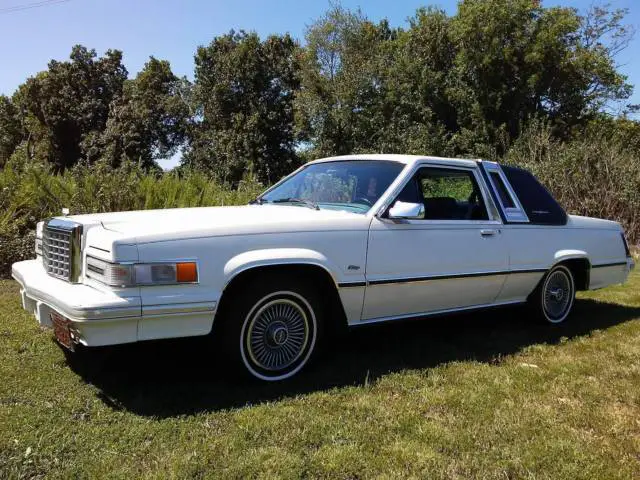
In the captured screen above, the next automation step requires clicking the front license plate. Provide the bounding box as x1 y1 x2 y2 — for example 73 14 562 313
50 311 74 351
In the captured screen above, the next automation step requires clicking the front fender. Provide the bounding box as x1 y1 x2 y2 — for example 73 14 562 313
223 248 341 288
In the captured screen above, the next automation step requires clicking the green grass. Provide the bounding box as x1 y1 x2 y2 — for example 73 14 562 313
1 271 639 479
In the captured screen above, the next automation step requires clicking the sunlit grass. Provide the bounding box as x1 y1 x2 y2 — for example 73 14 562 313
1 270 638 478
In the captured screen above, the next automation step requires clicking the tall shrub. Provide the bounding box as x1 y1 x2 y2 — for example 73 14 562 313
505 120 640 243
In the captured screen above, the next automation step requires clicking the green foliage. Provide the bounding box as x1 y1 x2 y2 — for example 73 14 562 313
0 95 22 167
450 0 631 148
98 57 191 168
421 175 474 201
504 118 640 242
6 46 189 172
0 160 262 276
0 1 635 178
13 45 128 170
184 30 301 185
296 1 633 158
296 6 387 156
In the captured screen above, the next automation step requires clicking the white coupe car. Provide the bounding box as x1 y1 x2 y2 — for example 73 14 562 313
12 155 634 381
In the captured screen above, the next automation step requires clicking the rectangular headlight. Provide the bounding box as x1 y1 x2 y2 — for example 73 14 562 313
86 256 134 286
86 256 198 287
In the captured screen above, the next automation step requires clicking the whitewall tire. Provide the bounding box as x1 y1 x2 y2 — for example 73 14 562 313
532 265 576 324
240 291 317 381
216 274 323 382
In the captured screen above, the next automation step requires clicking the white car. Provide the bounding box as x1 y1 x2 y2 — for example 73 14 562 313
12 155 635 381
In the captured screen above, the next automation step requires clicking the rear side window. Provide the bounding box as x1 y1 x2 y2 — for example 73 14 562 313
502 166 567 225
489 171 516 208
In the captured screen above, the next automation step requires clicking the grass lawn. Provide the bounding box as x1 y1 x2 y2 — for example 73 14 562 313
1 271 639 479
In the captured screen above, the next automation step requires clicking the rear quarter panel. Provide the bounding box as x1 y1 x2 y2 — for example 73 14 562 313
497 220 629 303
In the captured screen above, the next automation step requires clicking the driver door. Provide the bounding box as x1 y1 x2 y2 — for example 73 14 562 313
362 164 508 321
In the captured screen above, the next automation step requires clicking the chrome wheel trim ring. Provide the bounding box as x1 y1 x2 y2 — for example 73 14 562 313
240 291 316 381
542 266 574 323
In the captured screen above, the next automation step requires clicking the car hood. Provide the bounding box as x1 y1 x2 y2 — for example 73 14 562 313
65 204 370 243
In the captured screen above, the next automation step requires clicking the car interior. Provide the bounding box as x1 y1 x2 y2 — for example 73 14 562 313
395 167 489 220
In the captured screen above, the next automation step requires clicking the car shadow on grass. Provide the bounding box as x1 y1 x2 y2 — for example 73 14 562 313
63 298 640 417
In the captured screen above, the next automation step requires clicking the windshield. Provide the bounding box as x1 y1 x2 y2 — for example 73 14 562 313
259 160 405 213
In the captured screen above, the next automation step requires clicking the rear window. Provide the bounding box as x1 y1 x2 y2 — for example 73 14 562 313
502 166 567 225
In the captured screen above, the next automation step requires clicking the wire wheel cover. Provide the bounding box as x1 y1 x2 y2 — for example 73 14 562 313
543 269 572 319
245 298 310 371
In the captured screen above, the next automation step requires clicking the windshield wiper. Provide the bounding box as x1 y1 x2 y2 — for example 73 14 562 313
270 197 320 210
249 198 266 205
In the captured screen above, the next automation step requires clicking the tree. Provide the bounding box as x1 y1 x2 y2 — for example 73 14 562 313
449 0 633 151
1 2 634 176
99 57 190 168
13 45 128 170
297 1 633 159
184 31 300 184
373 7 458 155
296 6 399 156
0 95 22 166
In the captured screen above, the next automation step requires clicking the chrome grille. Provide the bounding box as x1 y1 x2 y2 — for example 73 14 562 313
42 219 82 282
43 228 71 278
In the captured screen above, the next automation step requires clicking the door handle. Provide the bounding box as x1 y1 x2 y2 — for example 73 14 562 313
480 229 497 236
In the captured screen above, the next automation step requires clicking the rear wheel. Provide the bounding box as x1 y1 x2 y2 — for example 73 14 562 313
217 275 321 381
530 264 575 324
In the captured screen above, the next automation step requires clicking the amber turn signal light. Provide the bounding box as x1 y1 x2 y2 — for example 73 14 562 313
176 262 198 283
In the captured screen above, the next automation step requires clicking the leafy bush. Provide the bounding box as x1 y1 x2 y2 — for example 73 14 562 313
504 121 640 245
0 159 263 277
0 230 35 279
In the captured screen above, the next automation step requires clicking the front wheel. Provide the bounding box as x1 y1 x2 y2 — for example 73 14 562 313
217 276 321 381
530 264 576 324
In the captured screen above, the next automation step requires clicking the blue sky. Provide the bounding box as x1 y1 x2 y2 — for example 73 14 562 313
0 0 638 169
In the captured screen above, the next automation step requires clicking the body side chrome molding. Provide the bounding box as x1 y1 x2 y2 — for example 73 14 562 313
337 268 546 288
142 302 217 317
591 261 628 268
353 299 526 326
337 281 367 288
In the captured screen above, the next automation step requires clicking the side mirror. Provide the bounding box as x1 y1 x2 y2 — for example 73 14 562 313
387 201 424 220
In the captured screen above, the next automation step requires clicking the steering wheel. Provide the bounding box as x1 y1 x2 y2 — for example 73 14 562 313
353 197 373 206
